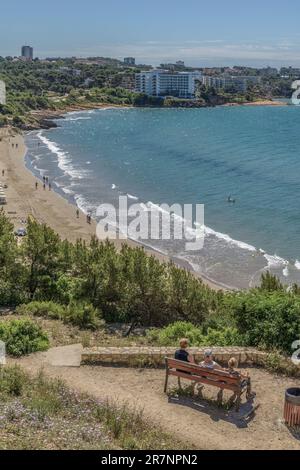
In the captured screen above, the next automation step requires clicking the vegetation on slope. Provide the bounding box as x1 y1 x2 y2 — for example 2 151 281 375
0 210 299 355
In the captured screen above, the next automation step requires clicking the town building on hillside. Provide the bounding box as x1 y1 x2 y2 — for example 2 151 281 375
202 75 260 93
124 57 136 66
121 74 136 91
135 70 202 98
21 45 33 61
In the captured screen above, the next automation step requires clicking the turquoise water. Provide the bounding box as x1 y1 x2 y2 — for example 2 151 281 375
25 105 300 288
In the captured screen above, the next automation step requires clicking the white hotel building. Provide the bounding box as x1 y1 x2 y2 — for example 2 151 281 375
135 70 202 99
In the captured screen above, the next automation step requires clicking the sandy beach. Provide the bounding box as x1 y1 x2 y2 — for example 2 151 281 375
0 126 223 291
223 99 288 107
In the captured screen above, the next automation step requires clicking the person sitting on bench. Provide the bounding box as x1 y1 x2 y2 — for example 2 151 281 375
175 338 195 363
174 338 195 387
199 349 222 370
227 357 255 401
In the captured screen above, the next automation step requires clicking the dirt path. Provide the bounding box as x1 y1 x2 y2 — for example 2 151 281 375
10 349 300 450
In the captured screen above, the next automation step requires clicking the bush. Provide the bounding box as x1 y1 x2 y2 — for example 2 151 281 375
0 365 26 397
147 322 204 346
16 301 104 331
0 318 49 356
227 291 300 353
147 321 242 347
66 302 103 330
16 301 65 320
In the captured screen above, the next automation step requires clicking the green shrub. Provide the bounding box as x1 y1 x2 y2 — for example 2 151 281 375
0 365 26 397
16 301 65 320
16 301 104 330
204 327 243 347
147 321 204 346
147 321 242 347
66 302 103 330
227 291 300 353
0 318 49 356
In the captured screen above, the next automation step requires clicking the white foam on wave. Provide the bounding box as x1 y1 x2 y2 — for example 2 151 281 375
37 131 89 181
62 187 75 196
74 194 97 216
263 253 289 268
283 266 289 277
140 201 294 277
67 110 95 116
65 116 92 122
127 193 139 201
295 260 300 270
204 226 256 252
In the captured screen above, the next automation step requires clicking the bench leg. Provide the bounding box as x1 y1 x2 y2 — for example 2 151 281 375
228 392 238 408
196 384 204 398
217 389 223 406
178 377 182 390
164 370 169 394
235 393 241 412
246 378 255 400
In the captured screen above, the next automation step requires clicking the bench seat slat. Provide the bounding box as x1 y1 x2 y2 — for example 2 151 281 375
167 360 241 385
167 359 235 377
168 370 241 392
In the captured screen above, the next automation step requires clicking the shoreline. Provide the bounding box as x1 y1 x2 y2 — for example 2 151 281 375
222 99 288 107
0 125 225 292
26 98 288 130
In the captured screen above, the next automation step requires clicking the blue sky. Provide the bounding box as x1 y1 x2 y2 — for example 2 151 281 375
1 0 300 66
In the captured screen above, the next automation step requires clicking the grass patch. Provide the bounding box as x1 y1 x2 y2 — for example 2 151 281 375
0 366 188 450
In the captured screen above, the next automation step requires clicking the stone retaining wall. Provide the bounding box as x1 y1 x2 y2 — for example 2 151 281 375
81 346 269 368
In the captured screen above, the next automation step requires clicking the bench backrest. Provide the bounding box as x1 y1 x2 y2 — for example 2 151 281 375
166 357 242 387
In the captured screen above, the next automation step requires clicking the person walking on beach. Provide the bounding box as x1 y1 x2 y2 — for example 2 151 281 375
43 183 46 191
35 182 38 190
2 170 4 177
49 183 52 191
76 209 80 219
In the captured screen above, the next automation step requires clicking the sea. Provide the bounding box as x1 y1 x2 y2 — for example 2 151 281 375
25 103 300 289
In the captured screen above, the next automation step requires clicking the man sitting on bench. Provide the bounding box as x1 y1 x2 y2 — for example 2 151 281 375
199 349 222 370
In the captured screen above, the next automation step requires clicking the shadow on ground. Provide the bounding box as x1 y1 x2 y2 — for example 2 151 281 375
168 396 257 429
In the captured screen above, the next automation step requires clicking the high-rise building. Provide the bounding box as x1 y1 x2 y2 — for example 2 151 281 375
135 70 202 98
21 45 34 61
0 80 6 105
124 57 136 66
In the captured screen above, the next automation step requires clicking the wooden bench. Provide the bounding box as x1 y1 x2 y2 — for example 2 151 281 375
164 358 253 411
